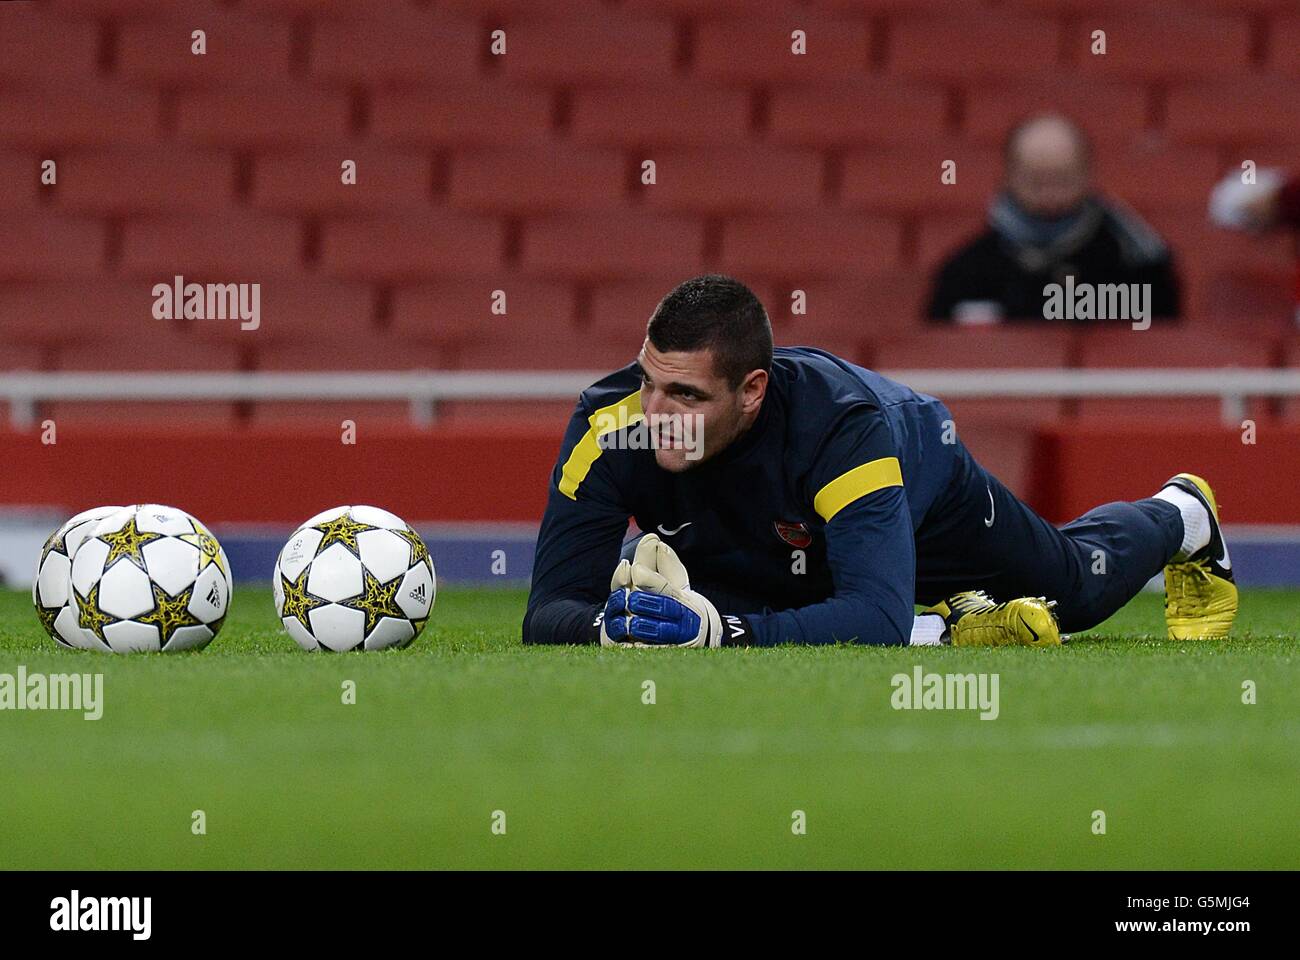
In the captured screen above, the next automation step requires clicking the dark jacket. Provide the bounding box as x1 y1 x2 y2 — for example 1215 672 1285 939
927 198 1181 323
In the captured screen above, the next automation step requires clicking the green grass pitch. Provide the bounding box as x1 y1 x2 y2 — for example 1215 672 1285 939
0 587 1296 870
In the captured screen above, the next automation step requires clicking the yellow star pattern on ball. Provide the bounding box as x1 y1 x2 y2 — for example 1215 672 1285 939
138 581 204 650
43 527 68 558
179 526 227 576
35 602 60 637
394 526 431 568
75 583 116 645
344 568 406 639
312 513 371 556
279 566 327 630
100 516 163 572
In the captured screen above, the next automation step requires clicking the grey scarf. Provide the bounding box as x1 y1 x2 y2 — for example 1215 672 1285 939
988 192 1105 273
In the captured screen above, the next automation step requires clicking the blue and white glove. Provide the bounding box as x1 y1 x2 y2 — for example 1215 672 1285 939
599 534 723 649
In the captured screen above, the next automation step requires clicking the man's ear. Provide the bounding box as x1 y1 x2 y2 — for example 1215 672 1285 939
740 368 767 415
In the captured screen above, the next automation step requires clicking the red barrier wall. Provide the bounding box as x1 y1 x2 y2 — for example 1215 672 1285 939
0 424 564 524
1030 421 1300 525
3 421 1297 526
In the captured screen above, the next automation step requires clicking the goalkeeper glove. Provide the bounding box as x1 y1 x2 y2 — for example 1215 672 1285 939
599 534 724 649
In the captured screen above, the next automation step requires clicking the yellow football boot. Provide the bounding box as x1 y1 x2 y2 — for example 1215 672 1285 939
926 590 1062 647
1162 473 1238 640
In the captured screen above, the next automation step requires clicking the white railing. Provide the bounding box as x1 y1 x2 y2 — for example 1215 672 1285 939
2 368 1299 429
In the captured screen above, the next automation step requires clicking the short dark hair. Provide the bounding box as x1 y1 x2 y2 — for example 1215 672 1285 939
646 275 773 388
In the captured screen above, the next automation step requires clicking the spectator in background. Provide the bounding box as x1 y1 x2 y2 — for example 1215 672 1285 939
928 113 1181 325
1210 168 1300 233
1209 168 1300 327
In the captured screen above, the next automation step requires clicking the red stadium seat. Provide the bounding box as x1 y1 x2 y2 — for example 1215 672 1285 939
250 147 432 215
767 81 948 148
1165 79 1300 148
55 334 241 371
1146 212 1296 276
390 280 577 342
447 145 627 213
642 147 824 213
116 14 295 87
774 327 875 366
810 0 983 9
0 344 45 371
0 8 98 82
0 280 160 345
626 0 807 13
693 16 872 82
0 87 160 150
46 0 242 15
434 400 577 428
445 332 635 371
1188 0 1300 10
247 339 448 426
371 85 553 147
435 0 603 15
54 149 236 214
120 213 302 277
521 214 705 280
587 276 703 339
1272 16 1300 76
960 79 1149 147
234 0 382 13
1073 12 1252 80
841 145 1002 215
184 278 378 345
320 215 505 281
0 153 39 211
309 13 481 85
570 84 751 147
887 15 1060 80
0 214 105 281
1005 0 1289 10
1197 267 1298 336
776 274 931 346
1076 328 1276 419
175 87 350 147
499 18 677 85
1095 145 1223 215
47 334 243 426
720 213 901 278
1143 211 1297 332
253 340 444 371
873 327 1073 423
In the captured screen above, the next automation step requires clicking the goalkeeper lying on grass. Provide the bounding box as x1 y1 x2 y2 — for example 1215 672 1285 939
522 275 1236 649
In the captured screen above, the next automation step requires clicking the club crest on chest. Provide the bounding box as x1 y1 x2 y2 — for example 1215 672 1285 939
773 520 812 549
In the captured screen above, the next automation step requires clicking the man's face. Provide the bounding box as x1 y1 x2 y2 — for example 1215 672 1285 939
636 340 765 473
1006 124 1090 220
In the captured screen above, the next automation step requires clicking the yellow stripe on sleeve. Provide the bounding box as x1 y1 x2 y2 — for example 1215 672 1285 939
557 390 644 500
812 456 903 522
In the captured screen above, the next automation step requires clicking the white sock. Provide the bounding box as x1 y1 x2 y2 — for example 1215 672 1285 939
909 613 947 647
1153 486 1211 558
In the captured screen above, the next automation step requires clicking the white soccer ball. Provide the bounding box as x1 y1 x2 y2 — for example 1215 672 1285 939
33 505 125 649
68 504 233 653
273 505 435 652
